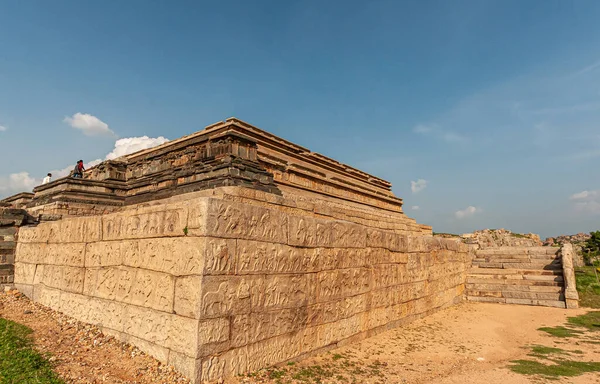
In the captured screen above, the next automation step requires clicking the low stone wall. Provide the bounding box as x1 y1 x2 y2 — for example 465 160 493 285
0 208 33 289
560 243 579 309
14 187 470 383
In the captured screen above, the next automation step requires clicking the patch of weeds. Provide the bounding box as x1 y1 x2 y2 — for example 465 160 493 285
287 361 296 366
575 268 600 308
267 368 286 379
332 353 345 361
538 326 584 338
291 365 333 383
182 226 188 236
509 359 600 378
0 317 64 383
567 311 600 331
529 345 567 356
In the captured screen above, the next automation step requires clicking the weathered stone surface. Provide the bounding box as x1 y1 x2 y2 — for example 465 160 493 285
102 207 187 240
123 304 198 357
174 275 202 318
84 266 175 312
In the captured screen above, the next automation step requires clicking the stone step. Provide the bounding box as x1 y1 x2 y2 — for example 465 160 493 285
468 267 563 276
465 295 566 308
466 289 564 301
472 262 562 271
466 283 563 293
466 277 563 286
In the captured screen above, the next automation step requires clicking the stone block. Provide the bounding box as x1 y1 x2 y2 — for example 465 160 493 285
168 351 200 381
102 207 187 240
16 243 85 266
230 306 308 348
84 266 174 312
236 240 306 274
85 241 135 267
14 283 33 298
123 305 198 356
17 225 51 244
33 284 61 308
174 275 202 318
200 276 262 318
125 334 170 364
41 265 85 293
14 262 36 285
50 217 102 243
366 229 407 252
204 200 287 243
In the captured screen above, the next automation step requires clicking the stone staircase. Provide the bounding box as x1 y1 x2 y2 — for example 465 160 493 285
466 246 566 308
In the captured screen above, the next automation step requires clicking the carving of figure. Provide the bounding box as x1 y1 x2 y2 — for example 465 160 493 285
207 241 230 272
264 278 279 307
237 279 251 299
202 282 231 316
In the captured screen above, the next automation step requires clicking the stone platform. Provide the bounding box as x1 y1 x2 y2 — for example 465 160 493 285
11 119 470 383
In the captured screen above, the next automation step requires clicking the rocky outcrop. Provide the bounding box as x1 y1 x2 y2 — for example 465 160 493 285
460 229 542 249
544 233 591 246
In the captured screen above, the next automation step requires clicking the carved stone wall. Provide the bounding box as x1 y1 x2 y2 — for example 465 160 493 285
14 187 468 383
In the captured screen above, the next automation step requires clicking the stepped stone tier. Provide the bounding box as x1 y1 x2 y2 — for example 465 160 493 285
5 118 573 383
466 245 578 309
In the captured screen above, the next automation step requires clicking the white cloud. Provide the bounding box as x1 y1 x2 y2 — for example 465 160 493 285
63 113 116 137
411 205 420 210
46 136 170 179
570 189 600 214
413 123 468 143
574 201 600 214
0 172 38 195
574 59 600 76
0 134 171 198
0 125 7 132
570 190 598 201
411 179 427 194
455 206 481 219
413 124 434 134
105 136 169 160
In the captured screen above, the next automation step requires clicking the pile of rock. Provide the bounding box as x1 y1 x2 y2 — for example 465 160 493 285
460 228 542 248
544 233 591 246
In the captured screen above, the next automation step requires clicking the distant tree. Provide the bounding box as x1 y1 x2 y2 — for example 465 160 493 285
583 231 600 265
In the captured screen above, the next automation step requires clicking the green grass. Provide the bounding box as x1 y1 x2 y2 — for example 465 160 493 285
575 267 600 308
0 317 63 384
538 326 585 338
567 311 600 331
529 345 566 356
509 359 600 378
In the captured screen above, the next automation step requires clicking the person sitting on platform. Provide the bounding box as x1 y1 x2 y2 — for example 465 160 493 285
42 173 52 184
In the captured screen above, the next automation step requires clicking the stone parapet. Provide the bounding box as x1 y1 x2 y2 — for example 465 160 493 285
560 243 579 309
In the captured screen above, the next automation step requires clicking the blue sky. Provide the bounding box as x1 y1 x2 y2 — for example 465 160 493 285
1 0 599 238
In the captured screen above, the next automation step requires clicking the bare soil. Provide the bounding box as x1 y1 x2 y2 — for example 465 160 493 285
1 290 599 384
0 290 190 384
232 303 600 384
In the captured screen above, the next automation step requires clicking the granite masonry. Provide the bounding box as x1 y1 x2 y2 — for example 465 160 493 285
2 118 570 383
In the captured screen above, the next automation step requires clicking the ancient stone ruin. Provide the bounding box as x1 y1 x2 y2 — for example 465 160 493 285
0 118 578 383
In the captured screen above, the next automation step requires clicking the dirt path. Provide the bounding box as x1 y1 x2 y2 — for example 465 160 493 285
1 289 599 384
232 303 600 384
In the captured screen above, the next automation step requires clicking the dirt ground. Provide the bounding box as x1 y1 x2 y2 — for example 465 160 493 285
232 303 600 384
1 290 599 384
